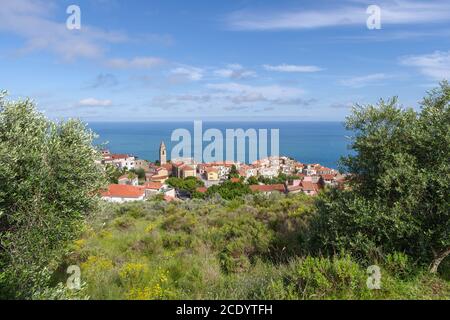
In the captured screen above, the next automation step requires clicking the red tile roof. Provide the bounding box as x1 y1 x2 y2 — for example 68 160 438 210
196 187 208 193
230 178 241 183
101 184 145 198
301 181 321 192
144 182 162 190
287 185 303 192
321 174 336 181
111 154 130 160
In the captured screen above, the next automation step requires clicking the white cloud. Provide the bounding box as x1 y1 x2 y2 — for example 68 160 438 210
263 64 322 73
107 57 165 69
169 66 204 82
214 64 256 79
207 82 306 105
400 51 450 80
226 0 450 31
78 98 112 107
0 0 128 60
0 0 169 62
339 73 390 88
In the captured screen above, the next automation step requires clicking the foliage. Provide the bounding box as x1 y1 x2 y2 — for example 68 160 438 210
258 173 290 185
0 94 105 299
228 165 239 179
166 177 204 195
105 164 124 184
206 181 252 200
64 197 449 300
309 82 450 271
130 168 146 180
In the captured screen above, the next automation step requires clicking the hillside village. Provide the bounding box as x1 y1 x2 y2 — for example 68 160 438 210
100 141 348 203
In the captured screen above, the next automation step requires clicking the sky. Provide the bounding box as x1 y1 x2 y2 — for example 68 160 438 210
0 0 449 121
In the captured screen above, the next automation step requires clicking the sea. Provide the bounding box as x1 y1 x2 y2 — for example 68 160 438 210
88 121 352 170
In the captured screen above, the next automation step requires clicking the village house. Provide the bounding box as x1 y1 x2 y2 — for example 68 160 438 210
101 184 146 203
287 185 303 194
238 164 258 179
146 166 170 183
258 166 279 179
101 182 175 203
320 174 337 186
315 165 335 175
300 178 322 196
181 164 196 178
118 174 139 186
103 153 137 170
143 182 163 196
205 167 219 181
143 182 176 198
210 162 236 179
134 159 150 172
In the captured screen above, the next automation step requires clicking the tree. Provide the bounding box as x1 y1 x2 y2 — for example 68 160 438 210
309 83 450 273
130 167 146 180
246 176 259 185
0 93 105 298
206 181 252 200
228 165 239 179
166 177 204 196
105 163 124 183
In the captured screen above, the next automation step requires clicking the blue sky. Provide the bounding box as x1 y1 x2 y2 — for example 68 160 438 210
0 0 449 121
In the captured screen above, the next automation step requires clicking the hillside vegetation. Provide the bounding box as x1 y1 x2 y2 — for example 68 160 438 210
63 195 449 300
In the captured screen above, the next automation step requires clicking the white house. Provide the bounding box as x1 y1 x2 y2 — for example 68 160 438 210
101 184 145 203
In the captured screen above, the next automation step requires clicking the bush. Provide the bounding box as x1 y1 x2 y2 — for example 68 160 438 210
0 93 105 299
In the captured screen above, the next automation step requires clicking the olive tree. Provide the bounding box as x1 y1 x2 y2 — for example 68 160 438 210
309 83 449 273
0 92 105 298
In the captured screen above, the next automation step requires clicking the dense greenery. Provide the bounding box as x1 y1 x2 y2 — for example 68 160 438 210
166 176 204 196
309 82 450 273
205 181 252 200
105 164 125 184
64 196 449 300
0 93 105 299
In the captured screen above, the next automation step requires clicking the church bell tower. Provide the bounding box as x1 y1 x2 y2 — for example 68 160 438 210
159 141 167 165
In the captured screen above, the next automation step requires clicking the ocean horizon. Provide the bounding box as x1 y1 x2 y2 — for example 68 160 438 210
89 121 352 169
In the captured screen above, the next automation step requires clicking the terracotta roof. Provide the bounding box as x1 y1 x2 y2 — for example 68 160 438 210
173 162 185 167
321 174 336 181
150 174 168 180
287 185 303 192
250 184 286 193
196 187 208 193
111 154 130 160
301 181 321 192
205 167 218 173
144 182 162 190
230 178 241 183
101 184 145 198
181 165 195 171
